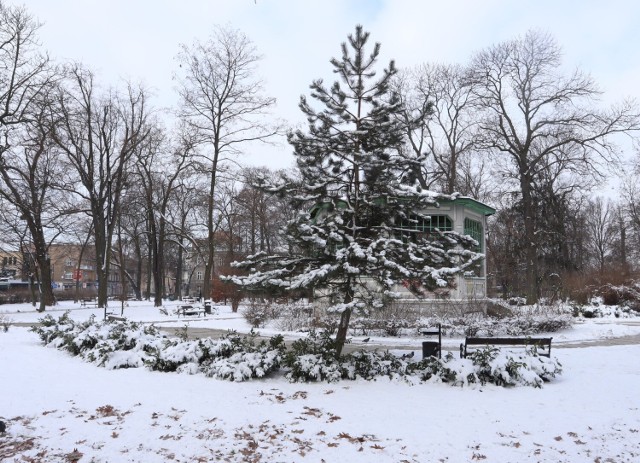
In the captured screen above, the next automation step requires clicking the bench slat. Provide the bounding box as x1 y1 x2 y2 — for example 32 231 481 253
461 337 552 358
465 337 552 346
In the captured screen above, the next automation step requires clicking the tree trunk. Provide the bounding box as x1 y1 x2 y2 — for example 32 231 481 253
335 283 354 357
37 256 55 312
145 242 152 300
176 237 184 299
520 174 539 304
30 233 56 310
74 230 92 303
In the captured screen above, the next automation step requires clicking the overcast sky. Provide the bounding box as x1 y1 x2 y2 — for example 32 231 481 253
22 0 640 173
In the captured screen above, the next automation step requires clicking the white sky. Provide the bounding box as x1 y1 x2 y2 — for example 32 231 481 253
22 0 640 173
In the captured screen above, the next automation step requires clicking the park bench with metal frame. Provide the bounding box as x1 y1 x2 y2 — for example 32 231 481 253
460 337 552 358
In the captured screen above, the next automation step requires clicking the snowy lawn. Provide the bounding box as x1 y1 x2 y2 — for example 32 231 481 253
1 301 640 461
3 299 640 349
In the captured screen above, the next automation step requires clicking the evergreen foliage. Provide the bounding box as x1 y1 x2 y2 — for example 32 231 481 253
33 313 561 387
229 26 483 355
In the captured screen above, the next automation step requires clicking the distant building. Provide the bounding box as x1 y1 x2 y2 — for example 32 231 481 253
0 249 22 280
181 232 244 298
47 244 98 292
394 196 495 300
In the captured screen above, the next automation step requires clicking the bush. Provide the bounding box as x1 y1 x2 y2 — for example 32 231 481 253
273 301 315 332
33 314 562 388
284 330 343 382
0 314 10 332
198 331 286 381
599 283 640 306
0 288 33 305
242 302 276 328
33 315 286 381
423 310 573 338
466 346 562 387
350 303 420 337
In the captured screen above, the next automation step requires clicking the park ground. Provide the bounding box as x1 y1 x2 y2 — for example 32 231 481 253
1 300 640 462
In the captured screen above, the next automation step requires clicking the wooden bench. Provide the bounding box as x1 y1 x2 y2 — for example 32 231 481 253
80 298 99 308
460 337 552 359
176 305 205 317
106 314 126 322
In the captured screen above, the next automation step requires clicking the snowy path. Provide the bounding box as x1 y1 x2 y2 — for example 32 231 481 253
8 318 640 351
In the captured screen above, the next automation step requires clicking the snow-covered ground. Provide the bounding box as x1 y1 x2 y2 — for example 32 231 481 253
2 300 640 462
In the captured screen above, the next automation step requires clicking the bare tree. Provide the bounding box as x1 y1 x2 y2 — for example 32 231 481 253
470 30 640 303
585 197 616 273
135 123 194 306
0 2 51 145
398 64 481 194
164 173 210 300
52 66 150 312
0 94 72 310
0 2 60 310
175 25 278 300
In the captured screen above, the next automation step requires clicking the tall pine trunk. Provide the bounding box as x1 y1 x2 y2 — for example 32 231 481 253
335 281 354 357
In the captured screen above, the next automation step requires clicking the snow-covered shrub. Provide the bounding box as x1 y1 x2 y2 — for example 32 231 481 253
599 283 640 306
424 302 573 337
32 311 77 345
144 329 286 380
465 346 562 387
624 301 640 314
573 305 602 318
343 350 410 380
274 301 315 331
284 330 343 382
199 332 286 381
33 314 562 387
84 321 164 369
205 348 284 382
33 313 166 368
1 313 10 332
286 353 344 382
406 353 460 384
242 302 276 328
350 303 420 337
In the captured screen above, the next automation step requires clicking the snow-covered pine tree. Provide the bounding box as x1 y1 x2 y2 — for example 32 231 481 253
230 26 484 356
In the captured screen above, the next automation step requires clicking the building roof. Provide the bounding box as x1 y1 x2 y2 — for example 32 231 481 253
439 196 496 216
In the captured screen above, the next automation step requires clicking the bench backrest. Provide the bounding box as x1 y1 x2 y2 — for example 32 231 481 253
465 337 552 346
462 337 552 358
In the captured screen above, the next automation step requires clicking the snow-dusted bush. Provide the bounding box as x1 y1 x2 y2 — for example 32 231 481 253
350 303 420 337
34 315 286 381
418 301 574 338
33 313 165 368
599 283 640 306
425 312 572 338
31 311 76 347
274 301 316 331
282 329 561 388
343 350 411 380
571 300 640 319
33 314 561 387
464 346 562 387
1 313 10 332
198 331 286 381
242 302 277 328
284 330 343 382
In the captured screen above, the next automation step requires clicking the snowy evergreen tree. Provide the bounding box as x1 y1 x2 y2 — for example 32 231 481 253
230 26 483 356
